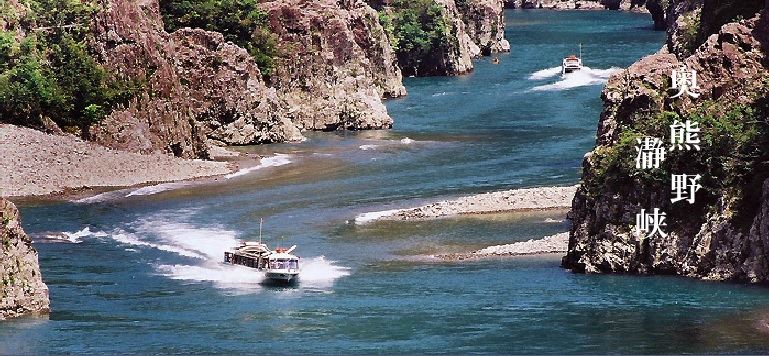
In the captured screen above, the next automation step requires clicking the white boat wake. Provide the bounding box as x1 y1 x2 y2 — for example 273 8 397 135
55 212 349 293
529 66 622 91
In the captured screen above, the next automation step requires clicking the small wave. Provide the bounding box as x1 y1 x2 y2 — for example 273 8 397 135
528 66 562 80
110 231 207 259
354 209 405 224
125 182 185 197
359 144 378 151
74 191 122 204
400 137 415 145
225 154 291 179
530 66 621 92
42 227 107 243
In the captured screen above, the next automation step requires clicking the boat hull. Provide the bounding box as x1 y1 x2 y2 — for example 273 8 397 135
265 271 299 282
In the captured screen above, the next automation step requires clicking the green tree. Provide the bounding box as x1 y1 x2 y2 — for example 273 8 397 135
378 0 451 75
0 0 143 134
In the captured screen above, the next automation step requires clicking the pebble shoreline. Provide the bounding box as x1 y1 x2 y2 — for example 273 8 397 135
0 124 234 197
358 185 578 223
436 232 569 261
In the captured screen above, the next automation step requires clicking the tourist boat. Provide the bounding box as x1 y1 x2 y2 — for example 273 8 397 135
264 246 300 282
562 44 583 75
223 219 300 283
224 242 300 283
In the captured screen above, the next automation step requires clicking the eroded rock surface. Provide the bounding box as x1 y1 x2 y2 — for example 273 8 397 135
88 0 303 158
1 199 49 320
260 0 405 131
456 0 511 55
87 0 407 157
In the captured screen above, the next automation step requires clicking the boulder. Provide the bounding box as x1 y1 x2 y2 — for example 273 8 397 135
1 199 49 320
456 0 511 55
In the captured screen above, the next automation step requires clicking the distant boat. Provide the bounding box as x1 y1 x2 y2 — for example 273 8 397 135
562 44 584 75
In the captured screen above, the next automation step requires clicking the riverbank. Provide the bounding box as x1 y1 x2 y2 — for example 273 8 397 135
0 124 234 197
437 232 569 260
356 185 578 223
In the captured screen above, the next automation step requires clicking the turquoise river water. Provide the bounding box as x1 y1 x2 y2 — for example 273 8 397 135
4 10 769 354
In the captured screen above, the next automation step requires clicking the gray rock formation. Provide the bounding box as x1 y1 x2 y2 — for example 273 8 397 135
456 0 511 55
88 0 303 158
564 5 769 283
1 199 49 320
259 0 406 131
83 0 408 157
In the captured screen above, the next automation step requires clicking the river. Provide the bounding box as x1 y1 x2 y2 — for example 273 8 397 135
4 9 769 354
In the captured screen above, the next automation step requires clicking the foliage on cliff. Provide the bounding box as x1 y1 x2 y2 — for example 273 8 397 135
0 0 141 135
586 102 769 232
159 0 277 76
378 0 454 75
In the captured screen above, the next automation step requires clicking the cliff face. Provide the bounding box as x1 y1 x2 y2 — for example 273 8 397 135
80 0 408 157
378 0 477 76
456 0 511 55
564 4 769 282
88 0 302 158
259 0 405 131
1 199 49 320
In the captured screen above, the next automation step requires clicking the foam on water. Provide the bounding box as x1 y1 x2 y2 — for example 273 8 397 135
44 227 107 243
74 191 123 204
359 144 378 151
126 182 186 197
528 66 563 80
400 137 415 145
225 154 292 179
74 182 186 204
529 66 621 91
156 256 349 292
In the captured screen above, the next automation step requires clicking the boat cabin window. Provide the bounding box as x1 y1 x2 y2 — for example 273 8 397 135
268 258 298 269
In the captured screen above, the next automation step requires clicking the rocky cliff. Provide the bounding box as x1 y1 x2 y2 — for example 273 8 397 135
1 199 49 320
88 0 302 158
259 0 405 131
456 0 511 55
563 2 769 282
15 0 405 158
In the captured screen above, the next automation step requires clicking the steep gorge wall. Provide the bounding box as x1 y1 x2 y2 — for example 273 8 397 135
259 0 406 131
88 0 302 158
456 0 511 55
14 0 405 158
375 0 508 76
1 199 49 320
564 2 769 282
